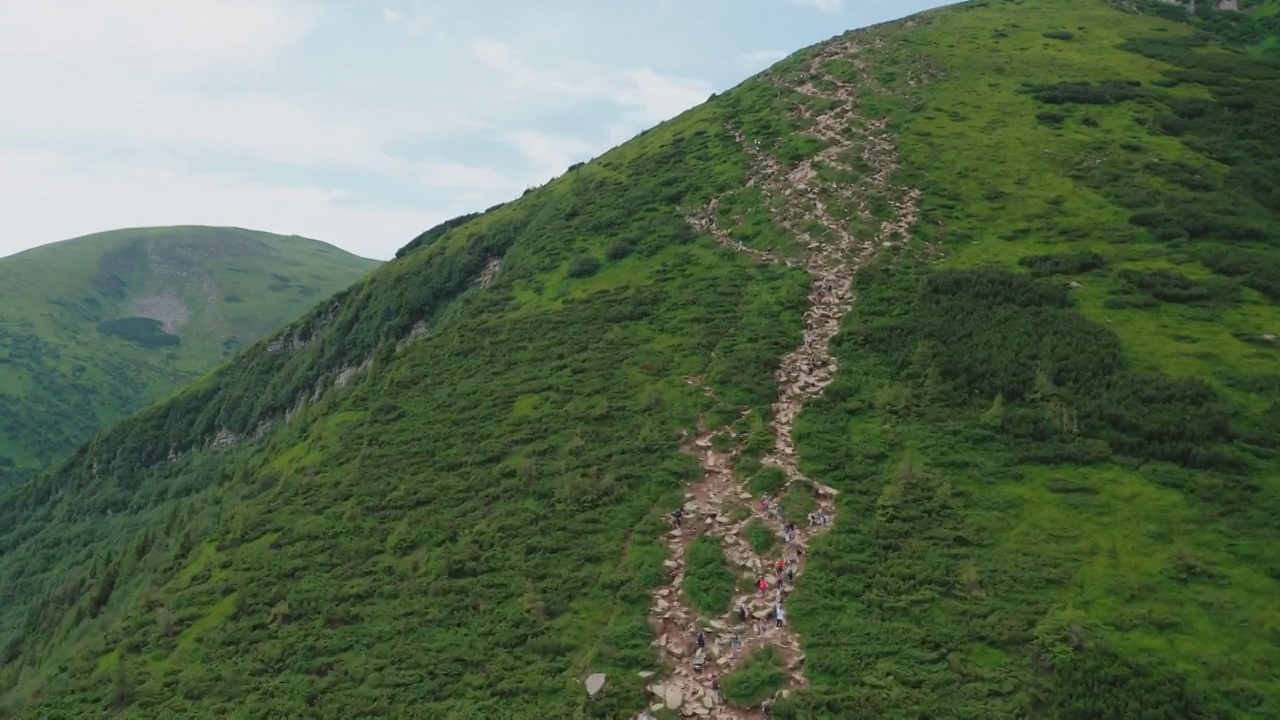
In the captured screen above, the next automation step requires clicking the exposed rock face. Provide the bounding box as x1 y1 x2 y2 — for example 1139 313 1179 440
1154 0 1245 14
127 293 191 334
633 30 927 720
476 257 503 288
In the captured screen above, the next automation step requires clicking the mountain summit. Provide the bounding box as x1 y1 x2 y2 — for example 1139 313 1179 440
1 0 1278 717
0 226 378 483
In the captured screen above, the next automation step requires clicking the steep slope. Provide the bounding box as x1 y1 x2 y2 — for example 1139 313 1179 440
1 1 1278 718
0 226 379 483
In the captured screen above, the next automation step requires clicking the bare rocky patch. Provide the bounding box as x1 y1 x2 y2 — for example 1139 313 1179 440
127 293 191 334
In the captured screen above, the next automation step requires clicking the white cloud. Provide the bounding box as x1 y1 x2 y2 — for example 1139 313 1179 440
614 68 712 125
382 8 402 23
472 39 712 162
0 1 441 175
472 39 613 99
420 161 525 200
740 49 788 67
790 0 844 11
0 150 441 261
0 0 314 74
508 131 600 179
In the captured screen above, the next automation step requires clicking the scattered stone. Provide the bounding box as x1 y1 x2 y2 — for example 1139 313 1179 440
585 673 606 697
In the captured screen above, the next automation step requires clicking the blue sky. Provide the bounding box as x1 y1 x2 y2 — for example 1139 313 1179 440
0 0 950 260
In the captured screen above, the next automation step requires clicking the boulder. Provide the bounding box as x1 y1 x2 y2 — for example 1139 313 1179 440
585 673 606 697
665 685 684 710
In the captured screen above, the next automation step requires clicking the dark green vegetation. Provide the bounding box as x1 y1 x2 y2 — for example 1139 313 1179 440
721 648 787 708
684 535 737 615
0 227 378 483
0 0 1278 718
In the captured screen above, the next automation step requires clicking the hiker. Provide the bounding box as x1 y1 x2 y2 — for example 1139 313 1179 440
710 679 720 705
786 566 795 584
758 577 768 595
696 630 706 649
776 603 785 628
731 632 742 650
737 602 748 623
774 504 784 522
761 698 774 718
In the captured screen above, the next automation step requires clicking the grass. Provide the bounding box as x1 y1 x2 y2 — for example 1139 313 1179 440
0 226 378 484
0 0 1278 718
684 535 737 615
721 647 787 708
744 520 777 555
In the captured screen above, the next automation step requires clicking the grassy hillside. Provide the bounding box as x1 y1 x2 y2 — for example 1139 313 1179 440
0 0 1278 718
0 226 379 483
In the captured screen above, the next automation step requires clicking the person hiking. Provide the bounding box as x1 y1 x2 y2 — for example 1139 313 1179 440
731 632 742 650
738 602 748 623
775 603 785 628
710 679 720 705
696 630 706 649
758 577 768 595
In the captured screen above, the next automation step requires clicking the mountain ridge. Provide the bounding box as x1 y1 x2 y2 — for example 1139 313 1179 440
0 0 1278 717
0 225 379 483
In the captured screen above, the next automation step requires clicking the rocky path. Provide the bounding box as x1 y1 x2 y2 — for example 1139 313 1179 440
632 36 920 719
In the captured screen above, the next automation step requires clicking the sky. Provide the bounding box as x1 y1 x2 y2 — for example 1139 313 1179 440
0 0 950 261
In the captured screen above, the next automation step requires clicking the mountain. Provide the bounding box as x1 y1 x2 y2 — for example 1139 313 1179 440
0 226 379 484
2 0 1279 717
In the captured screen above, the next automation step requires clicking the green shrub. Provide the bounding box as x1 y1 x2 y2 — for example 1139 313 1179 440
721 647 787 708
567 254 602 278
684 535 736 615
95 318 180 349
1018 251 1108 277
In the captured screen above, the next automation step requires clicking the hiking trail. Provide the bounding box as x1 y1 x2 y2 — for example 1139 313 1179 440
631 34 921 719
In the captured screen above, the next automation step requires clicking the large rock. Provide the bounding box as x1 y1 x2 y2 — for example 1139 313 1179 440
665 685 684 710
585 673 606 697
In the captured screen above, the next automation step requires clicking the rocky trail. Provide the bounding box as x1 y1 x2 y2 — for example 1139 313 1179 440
631 36 920 719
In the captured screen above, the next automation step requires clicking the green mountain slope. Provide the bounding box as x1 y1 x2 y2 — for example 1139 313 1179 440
2 1 1279 718
0 226 379 484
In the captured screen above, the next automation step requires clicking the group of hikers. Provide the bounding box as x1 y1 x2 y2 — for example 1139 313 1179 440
654 482 834 718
